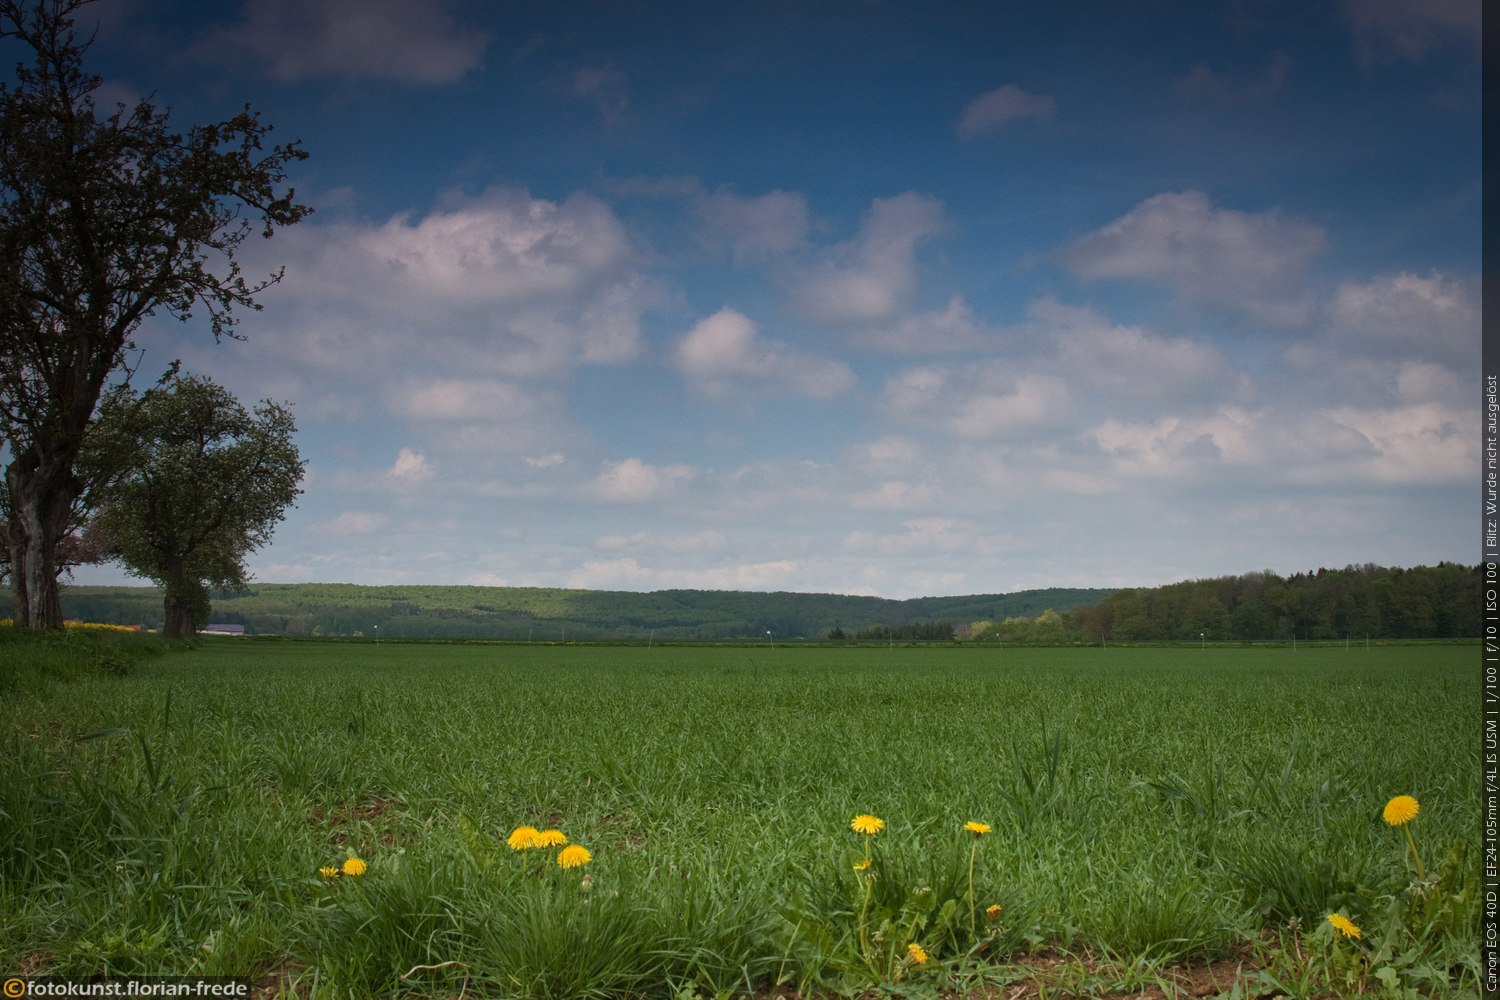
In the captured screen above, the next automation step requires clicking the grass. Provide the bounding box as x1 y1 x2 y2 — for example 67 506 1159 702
0 636 1480 997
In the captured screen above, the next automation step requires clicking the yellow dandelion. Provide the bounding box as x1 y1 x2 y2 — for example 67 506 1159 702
1382 795 1419 826
964 820 991 836
533 828 569 847
907 942 929 964
851 814 885 835
318 866 341 878
986 904 1002 921
507 825 541 850
1327 913 1361 940
557 844 592 868
341 857 367 876
853 858 872 871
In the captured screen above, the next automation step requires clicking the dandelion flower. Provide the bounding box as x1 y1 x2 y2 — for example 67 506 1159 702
986 904 1002 921
851 814 885 835
964 821 991 836
557 844 592 868
907 943 929 964
1383 795 1419 826
341 857 367 876
507 826 541 850
318 866 341 878
853 858 871 871
533 829 568 847
1327 913 1361 940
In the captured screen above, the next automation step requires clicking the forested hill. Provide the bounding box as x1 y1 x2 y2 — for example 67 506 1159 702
20 563 1479 640
32 583 1113 640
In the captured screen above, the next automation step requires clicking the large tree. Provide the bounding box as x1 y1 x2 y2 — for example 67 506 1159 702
92 374 303 638
0 0 308 629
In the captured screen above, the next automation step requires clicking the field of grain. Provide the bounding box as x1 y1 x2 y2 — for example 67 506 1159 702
0 635 1480 998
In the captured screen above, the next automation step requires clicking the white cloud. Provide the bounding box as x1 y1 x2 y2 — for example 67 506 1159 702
694 188 810 263
849 479 942 511
204 0 490 83
844 517 971 553
242 186 658 379
1393 361 1464 404
1329 271 1478 364
589 458 696 502
956 84 1056 137
388 448 433 484
853 295 994 353
1030 298 1238 400
350 188 633 309
563 556 807 592
387 379 541 422
1060 190 1327 328
789 192 948 325
595 530 725 552
1092 409 1263 480
326 510 391 534
1323 402 1471 482
885 364 1070 440
674 308 855 397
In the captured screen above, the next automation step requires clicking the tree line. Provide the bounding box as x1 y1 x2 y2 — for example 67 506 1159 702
29 582 1113 640
951 563 1479 644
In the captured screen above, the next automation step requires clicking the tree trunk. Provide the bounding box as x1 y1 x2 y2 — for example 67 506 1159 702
161 560 207 639
5 455 74 630
162 596 195 639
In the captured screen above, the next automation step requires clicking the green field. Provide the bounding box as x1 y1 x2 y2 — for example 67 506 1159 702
0 635 1481 997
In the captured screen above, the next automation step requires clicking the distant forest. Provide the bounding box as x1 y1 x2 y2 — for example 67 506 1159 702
13 562 1478 641
986 562 1478 643
21 582 1110 641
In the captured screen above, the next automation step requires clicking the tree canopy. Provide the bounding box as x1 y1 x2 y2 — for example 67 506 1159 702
0 0 308 628
92 374 303 638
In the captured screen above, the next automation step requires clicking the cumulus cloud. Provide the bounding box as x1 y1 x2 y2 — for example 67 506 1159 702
349 189 634 309
788 192 948 325
1329 270 1478 364
674 308 855 397
1029 298 1238 400
589 458 696 502
956 84 1056 137
885 364 1070 440
852 296 994 353
243 186 658 379
693 188 811 263
388 448 433 484
1092 409 1262 480
1090 397 1471 487
1322 402 1470 482
387 379 541 422
1059 190 1327 328
203 0 490 83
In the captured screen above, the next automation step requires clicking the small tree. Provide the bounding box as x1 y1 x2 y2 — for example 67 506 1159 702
93 374 303 638
0 0 309 628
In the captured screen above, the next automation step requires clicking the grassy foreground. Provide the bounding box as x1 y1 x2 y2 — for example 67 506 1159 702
0 634 1481 998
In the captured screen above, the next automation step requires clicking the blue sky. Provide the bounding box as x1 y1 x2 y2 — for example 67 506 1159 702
63 0 1481 598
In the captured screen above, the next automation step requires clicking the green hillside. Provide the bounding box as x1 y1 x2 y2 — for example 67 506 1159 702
22 582 1114 640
